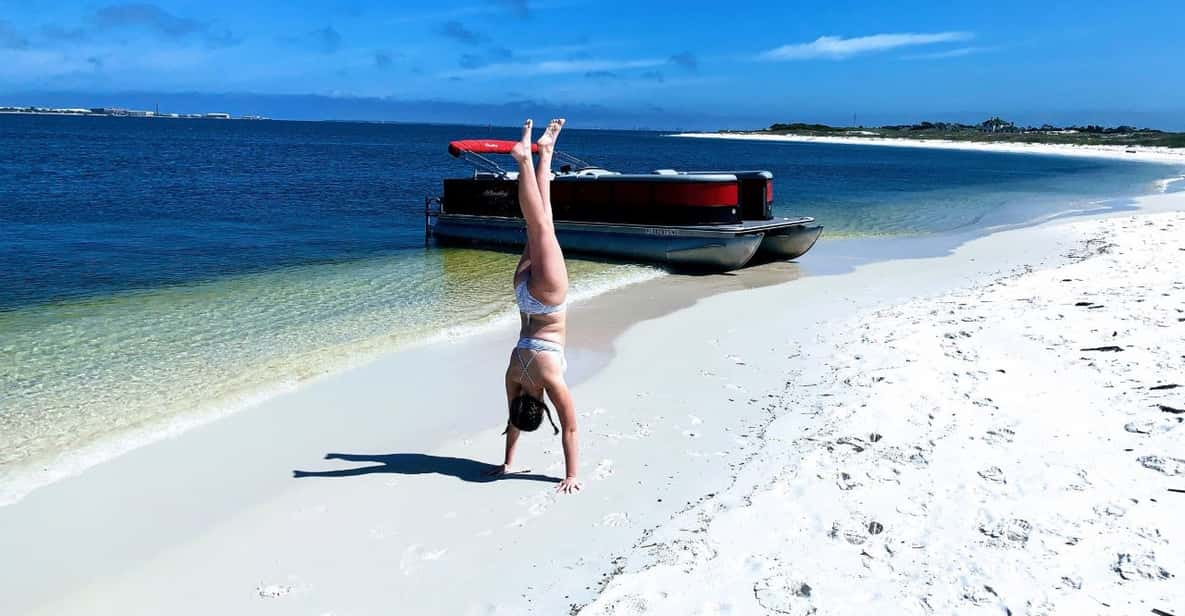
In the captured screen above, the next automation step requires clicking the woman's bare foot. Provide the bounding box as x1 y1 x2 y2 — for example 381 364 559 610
536 118 565 153
511 119 533 162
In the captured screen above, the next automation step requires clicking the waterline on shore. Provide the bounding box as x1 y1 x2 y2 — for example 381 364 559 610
0 250 662 507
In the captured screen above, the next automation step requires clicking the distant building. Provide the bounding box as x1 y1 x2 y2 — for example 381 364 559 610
1 104 262 120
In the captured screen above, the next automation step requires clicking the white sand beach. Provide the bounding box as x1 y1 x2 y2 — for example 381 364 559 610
2 191 1183 612
673 131 1185 167
583 197 1185 615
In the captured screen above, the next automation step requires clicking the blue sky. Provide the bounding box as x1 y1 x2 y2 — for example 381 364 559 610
1 0 1182 129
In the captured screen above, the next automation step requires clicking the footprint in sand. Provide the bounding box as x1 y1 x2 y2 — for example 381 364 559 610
256 584 293 599
726 354 747 366
983 427 1016 445
835 471 861 491
865 464 900 484
650 538 717 570
828 521 868 545
688 414 703 425
1138 455 1185 476
1063 468 1092 491
896 499 929 518
600 512 629 528
1114 552 1173 581
682 429 700 438
1056 575 1083 590
978 518 1032 545
834 436 867 453
753 575 815 616
961 583 1001 606
593 459 615 480
977 466 1007 483
1093 502 1128 518
1125 418 1182 434
884 445 931 468
600 594 652 614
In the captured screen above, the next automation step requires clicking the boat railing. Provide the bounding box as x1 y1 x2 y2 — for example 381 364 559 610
456 147 596 178
424 196 443 242
554 150 593 170
457 150 509 177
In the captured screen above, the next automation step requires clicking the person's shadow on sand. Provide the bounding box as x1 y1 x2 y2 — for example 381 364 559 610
293 453 558 484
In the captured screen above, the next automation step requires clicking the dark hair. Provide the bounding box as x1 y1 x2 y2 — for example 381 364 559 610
508 393 559 434
509 393 547 432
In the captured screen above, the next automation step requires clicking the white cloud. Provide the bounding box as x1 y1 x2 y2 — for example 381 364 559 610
386 0 582 25
759 32 973 61
905 46 992 60
448 57 665 78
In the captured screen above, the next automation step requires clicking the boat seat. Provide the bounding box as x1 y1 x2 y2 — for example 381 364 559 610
653 169 678 175
576 167 619 177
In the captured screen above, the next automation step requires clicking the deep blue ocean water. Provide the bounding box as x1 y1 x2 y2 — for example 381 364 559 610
0 114 1180 501
3 115 1177 310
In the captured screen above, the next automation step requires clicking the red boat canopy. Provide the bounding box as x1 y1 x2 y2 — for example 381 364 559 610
448 139 538 158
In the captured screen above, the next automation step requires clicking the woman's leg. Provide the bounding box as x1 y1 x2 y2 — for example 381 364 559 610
535 118 563 214
510 118 568 306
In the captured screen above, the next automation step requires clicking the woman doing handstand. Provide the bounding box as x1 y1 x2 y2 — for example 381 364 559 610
488 118 581 494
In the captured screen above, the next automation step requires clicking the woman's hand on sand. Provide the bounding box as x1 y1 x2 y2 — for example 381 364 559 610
485 464 531 477
556 477 582 494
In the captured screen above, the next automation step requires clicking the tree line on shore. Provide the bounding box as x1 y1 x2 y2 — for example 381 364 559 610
766 118 1168 135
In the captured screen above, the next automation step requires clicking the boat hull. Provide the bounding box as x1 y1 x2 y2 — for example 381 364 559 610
757 224 824 260
431 214 820 271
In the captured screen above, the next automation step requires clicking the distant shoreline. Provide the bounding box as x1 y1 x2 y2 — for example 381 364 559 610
671 131 1185 166
0 108 267 120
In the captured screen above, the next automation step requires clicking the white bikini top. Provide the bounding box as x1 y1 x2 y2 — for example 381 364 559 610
515 279 566 316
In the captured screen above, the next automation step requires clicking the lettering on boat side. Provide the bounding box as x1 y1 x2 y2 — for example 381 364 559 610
482 190 510 198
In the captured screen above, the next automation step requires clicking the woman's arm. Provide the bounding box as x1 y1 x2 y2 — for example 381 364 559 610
544 376 581 493
487 367 524 475
513 243 531 285
501 424 521 470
